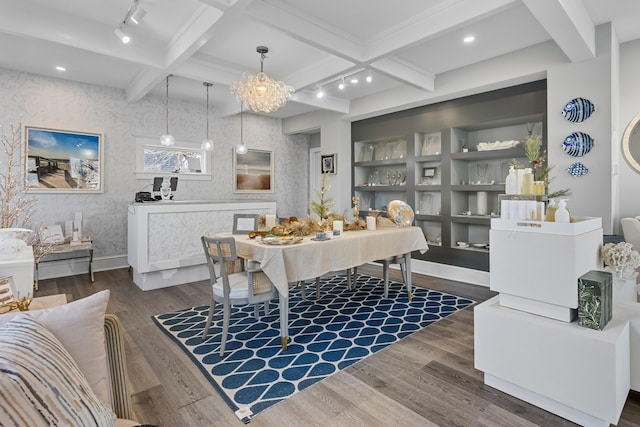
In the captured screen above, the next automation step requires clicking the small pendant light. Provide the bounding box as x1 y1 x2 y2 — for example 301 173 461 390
160 75 175 146
236 104 247 154
201 82 214 151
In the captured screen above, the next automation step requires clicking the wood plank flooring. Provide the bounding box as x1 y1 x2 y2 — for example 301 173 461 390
37 266 640 426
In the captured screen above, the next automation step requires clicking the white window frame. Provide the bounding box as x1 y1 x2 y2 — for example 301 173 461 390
134 136 212 181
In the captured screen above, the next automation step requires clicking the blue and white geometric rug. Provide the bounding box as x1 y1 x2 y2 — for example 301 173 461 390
152 274 475 422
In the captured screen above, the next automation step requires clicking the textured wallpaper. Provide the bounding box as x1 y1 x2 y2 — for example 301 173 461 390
0 68 311 259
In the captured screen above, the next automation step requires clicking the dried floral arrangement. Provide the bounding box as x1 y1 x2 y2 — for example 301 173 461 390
601 242 640 275
1 123 36 229
511 135 571 199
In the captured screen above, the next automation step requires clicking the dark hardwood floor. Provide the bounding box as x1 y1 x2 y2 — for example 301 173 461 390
38 266 640 426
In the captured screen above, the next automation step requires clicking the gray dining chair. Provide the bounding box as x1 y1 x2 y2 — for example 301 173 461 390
201 235 278 356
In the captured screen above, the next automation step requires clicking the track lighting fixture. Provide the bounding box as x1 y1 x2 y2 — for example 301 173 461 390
338 78 347 90
115 0 145 44
129 2 146 24
316 86 325 99
366 72 373 83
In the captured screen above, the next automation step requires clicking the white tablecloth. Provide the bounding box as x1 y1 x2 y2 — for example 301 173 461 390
231 226 428 297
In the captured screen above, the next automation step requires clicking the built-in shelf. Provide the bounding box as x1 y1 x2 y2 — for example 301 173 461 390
351 80 547 272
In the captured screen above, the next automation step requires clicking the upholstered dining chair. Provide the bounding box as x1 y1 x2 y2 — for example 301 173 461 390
201 235 278 356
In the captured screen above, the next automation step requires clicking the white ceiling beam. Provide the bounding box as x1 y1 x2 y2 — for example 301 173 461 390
365 0 518 61
291 92 350 114
245 0 365 63
174 57 242 86
370 57 435 91
125 5 225 102
283 56 356 92
521 0 595 62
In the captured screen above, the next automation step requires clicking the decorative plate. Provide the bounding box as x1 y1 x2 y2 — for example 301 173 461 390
562 132 595 157
567 162 589 177
260 237 303 245
387 200 414 227
562 97 596 123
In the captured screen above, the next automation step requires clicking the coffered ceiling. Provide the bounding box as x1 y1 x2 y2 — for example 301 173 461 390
0 0 638 119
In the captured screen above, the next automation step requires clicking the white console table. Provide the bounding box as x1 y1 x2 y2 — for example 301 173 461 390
127 200 276 290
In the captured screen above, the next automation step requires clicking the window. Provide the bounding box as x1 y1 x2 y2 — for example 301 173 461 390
135 137 211 181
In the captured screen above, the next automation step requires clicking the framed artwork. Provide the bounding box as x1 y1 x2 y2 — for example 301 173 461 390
232 214 259 234
233 148 273 193
24 125 104 193
321 153 337 174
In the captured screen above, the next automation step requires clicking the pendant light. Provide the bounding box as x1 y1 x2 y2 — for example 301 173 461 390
201 82 214 151
160 75 175 146
236 104 248 154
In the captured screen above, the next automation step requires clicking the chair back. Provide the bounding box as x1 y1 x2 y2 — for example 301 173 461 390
201 235 240 290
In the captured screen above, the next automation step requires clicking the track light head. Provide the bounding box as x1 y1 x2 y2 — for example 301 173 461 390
130 6 146 24
338 78 346 90
316 87 325 99
114 26 130 44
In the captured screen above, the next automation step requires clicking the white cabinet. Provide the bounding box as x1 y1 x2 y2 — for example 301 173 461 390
490 217 602 321
0 247 34 298
127 200 276 290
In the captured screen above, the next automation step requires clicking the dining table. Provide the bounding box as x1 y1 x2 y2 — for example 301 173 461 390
225 225 428 350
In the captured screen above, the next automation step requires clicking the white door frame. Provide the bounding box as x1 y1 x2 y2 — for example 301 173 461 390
309 147 322 216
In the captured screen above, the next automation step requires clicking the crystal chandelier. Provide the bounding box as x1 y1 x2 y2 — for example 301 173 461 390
230 46 294 114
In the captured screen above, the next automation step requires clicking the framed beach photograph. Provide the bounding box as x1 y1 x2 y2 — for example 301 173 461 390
233 148 273 193
321 153 336 174
24 125 104 193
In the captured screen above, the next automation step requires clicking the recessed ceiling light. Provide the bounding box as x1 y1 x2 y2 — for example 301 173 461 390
55 66 66 72
464 35 475 43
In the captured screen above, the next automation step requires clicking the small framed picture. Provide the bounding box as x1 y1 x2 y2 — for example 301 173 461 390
39 224 65 245
321 154 337 174
423 167 438 177
232 214 259 234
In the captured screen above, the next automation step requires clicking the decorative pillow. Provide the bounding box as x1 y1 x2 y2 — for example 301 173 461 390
0 290 111 407
0 315 115 426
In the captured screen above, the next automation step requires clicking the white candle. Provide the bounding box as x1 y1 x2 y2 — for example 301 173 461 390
333 220 343 233
366 216 377 231
265 214 276 229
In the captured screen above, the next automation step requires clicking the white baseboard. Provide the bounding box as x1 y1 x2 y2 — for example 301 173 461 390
38 254 490 288
380 259 490 287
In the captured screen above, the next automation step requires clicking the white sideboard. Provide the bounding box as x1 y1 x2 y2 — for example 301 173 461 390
127 200 276 290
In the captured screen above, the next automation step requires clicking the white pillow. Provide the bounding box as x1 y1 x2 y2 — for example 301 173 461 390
0 315 115 426
0 290 111 407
